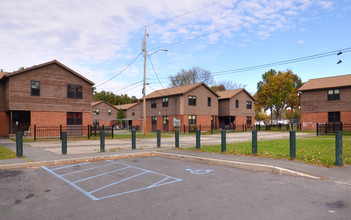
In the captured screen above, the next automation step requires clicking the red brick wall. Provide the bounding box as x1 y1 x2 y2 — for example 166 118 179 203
301 112 328 131
0 112 9 137
341 112 351 123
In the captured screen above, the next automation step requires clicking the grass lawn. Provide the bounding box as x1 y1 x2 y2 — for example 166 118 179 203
184 138 351 167
0 146 16 160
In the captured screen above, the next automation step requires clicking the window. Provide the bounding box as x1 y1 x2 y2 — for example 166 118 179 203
163 116 169 125
108 109 112 115
188 96 197 106
152 116 157 125
328 89 340 101
188 115 196 124
151 99 157 108
246 116 252 125
67 112 82 125
67 85 83 99
235 100 239 108
93 120 99 126
208 97 211 106
132 110 135 116
246 101 252 109
31 81 40 96
328 112 340 123
162 97 169 107
93 109 99 115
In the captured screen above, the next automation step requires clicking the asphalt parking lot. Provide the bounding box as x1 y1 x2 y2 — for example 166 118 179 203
1 156 350 220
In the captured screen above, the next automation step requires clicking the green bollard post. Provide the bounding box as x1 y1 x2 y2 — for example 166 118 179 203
175 129 179 148
290 130 296 159
157 130 161 148
16 132 23 157
252 130 257 155
100 130 105 152
221 129 226 152
61 131 67 155
196 129 201 150
335 131 343 166
132 129 136 150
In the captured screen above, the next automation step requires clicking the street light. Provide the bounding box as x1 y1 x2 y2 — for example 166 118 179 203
142 28 168 135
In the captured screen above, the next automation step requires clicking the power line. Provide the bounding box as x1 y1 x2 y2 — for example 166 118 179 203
150 0 312 51
147 47 351 82
95 52 143 87
114 80 144 94
147 52 168 95
145 0 225 28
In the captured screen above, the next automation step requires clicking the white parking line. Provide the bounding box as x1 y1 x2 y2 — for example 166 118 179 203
42 160 182 201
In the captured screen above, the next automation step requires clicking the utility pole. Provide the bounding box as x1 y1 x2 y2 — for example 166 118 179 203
142 27 147 136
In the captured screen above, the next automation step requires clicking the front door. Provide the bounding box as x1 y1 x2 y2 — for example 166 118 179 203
163 116 169 132
152 116 157 132
67 112 83 136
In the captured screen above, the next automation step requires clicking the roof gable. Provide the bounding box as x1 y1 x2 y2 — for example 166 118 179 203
217 88 255 101
143 82 218 100
2 60 94 85
115 102 139 110
299 74 351 91
91 100 118 110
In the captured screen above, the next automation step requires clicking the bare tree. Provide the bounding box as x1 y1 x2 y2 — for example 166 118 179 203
169 67 215 87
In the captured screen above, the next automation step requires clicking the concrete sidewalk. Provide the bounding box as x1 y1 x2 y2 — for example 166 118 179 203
0 137 350 186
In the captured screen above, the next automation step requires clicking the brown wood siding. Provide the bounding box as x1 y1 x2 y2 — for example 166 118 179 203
7 64 92 112
143 96 181 117
218 99 230 116
91 102 118 122
0 81 5 111
125 103 141 120
301 87 351 113
228 91 255 116
183 85 218 115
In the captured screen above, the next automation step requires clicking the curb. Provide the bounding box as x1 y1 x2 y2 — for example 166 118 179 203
0 152 154 170
153 152 321 180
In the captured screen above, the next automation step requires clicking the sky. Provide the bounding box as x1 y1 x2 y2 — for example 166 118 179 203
1 0 351 98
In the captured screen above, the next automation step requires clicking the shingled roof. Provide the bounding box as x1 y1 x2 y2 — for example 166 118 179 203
91 101 119 110
142 82 218 100
115 102 139 110
1 60 94 85
217 88 255 101
298 74 351 91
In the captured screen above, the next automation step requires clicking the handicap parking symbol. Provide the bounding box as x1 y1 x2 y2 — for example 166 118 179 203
186 169 213 175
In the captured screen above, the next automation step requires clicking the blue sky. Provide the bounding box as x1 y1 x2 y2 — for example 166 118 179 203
1 0 350 97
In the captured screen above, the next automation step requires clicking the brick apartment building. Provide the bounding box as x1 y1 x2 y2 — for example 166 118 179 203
140 82 219 132
0 60 94 137
217 89 255 130
115 102 141 129
91 101 119 127
299 74 351 131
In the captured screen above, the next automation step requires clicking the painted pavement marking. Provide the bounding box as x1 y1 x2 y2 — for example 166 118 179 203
42 160 182 201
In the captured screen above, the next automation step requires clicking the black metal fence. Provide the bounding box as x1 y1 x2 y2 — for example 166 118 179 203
317 123 351 135
33 125 122 140
255 123 301 131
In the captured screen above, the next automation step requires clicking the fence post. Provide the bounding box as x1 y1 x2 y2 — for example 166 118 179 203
196 129 201 150
211 120 213 134
131 129 136 150
221 129 226 152
60 125 62 140
112 125 114 139
200 124 201 132
335 131 343 166
87 125 90 139
16 132 23 157
340 122 343 132
175 129 179 148
316 123 319 136
100 130 105 152
61 131 67 155
94 125 97 136
34 125 37 141
157 129 161 147
252 130 257 155
189 124 191 133
290 130 296 159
